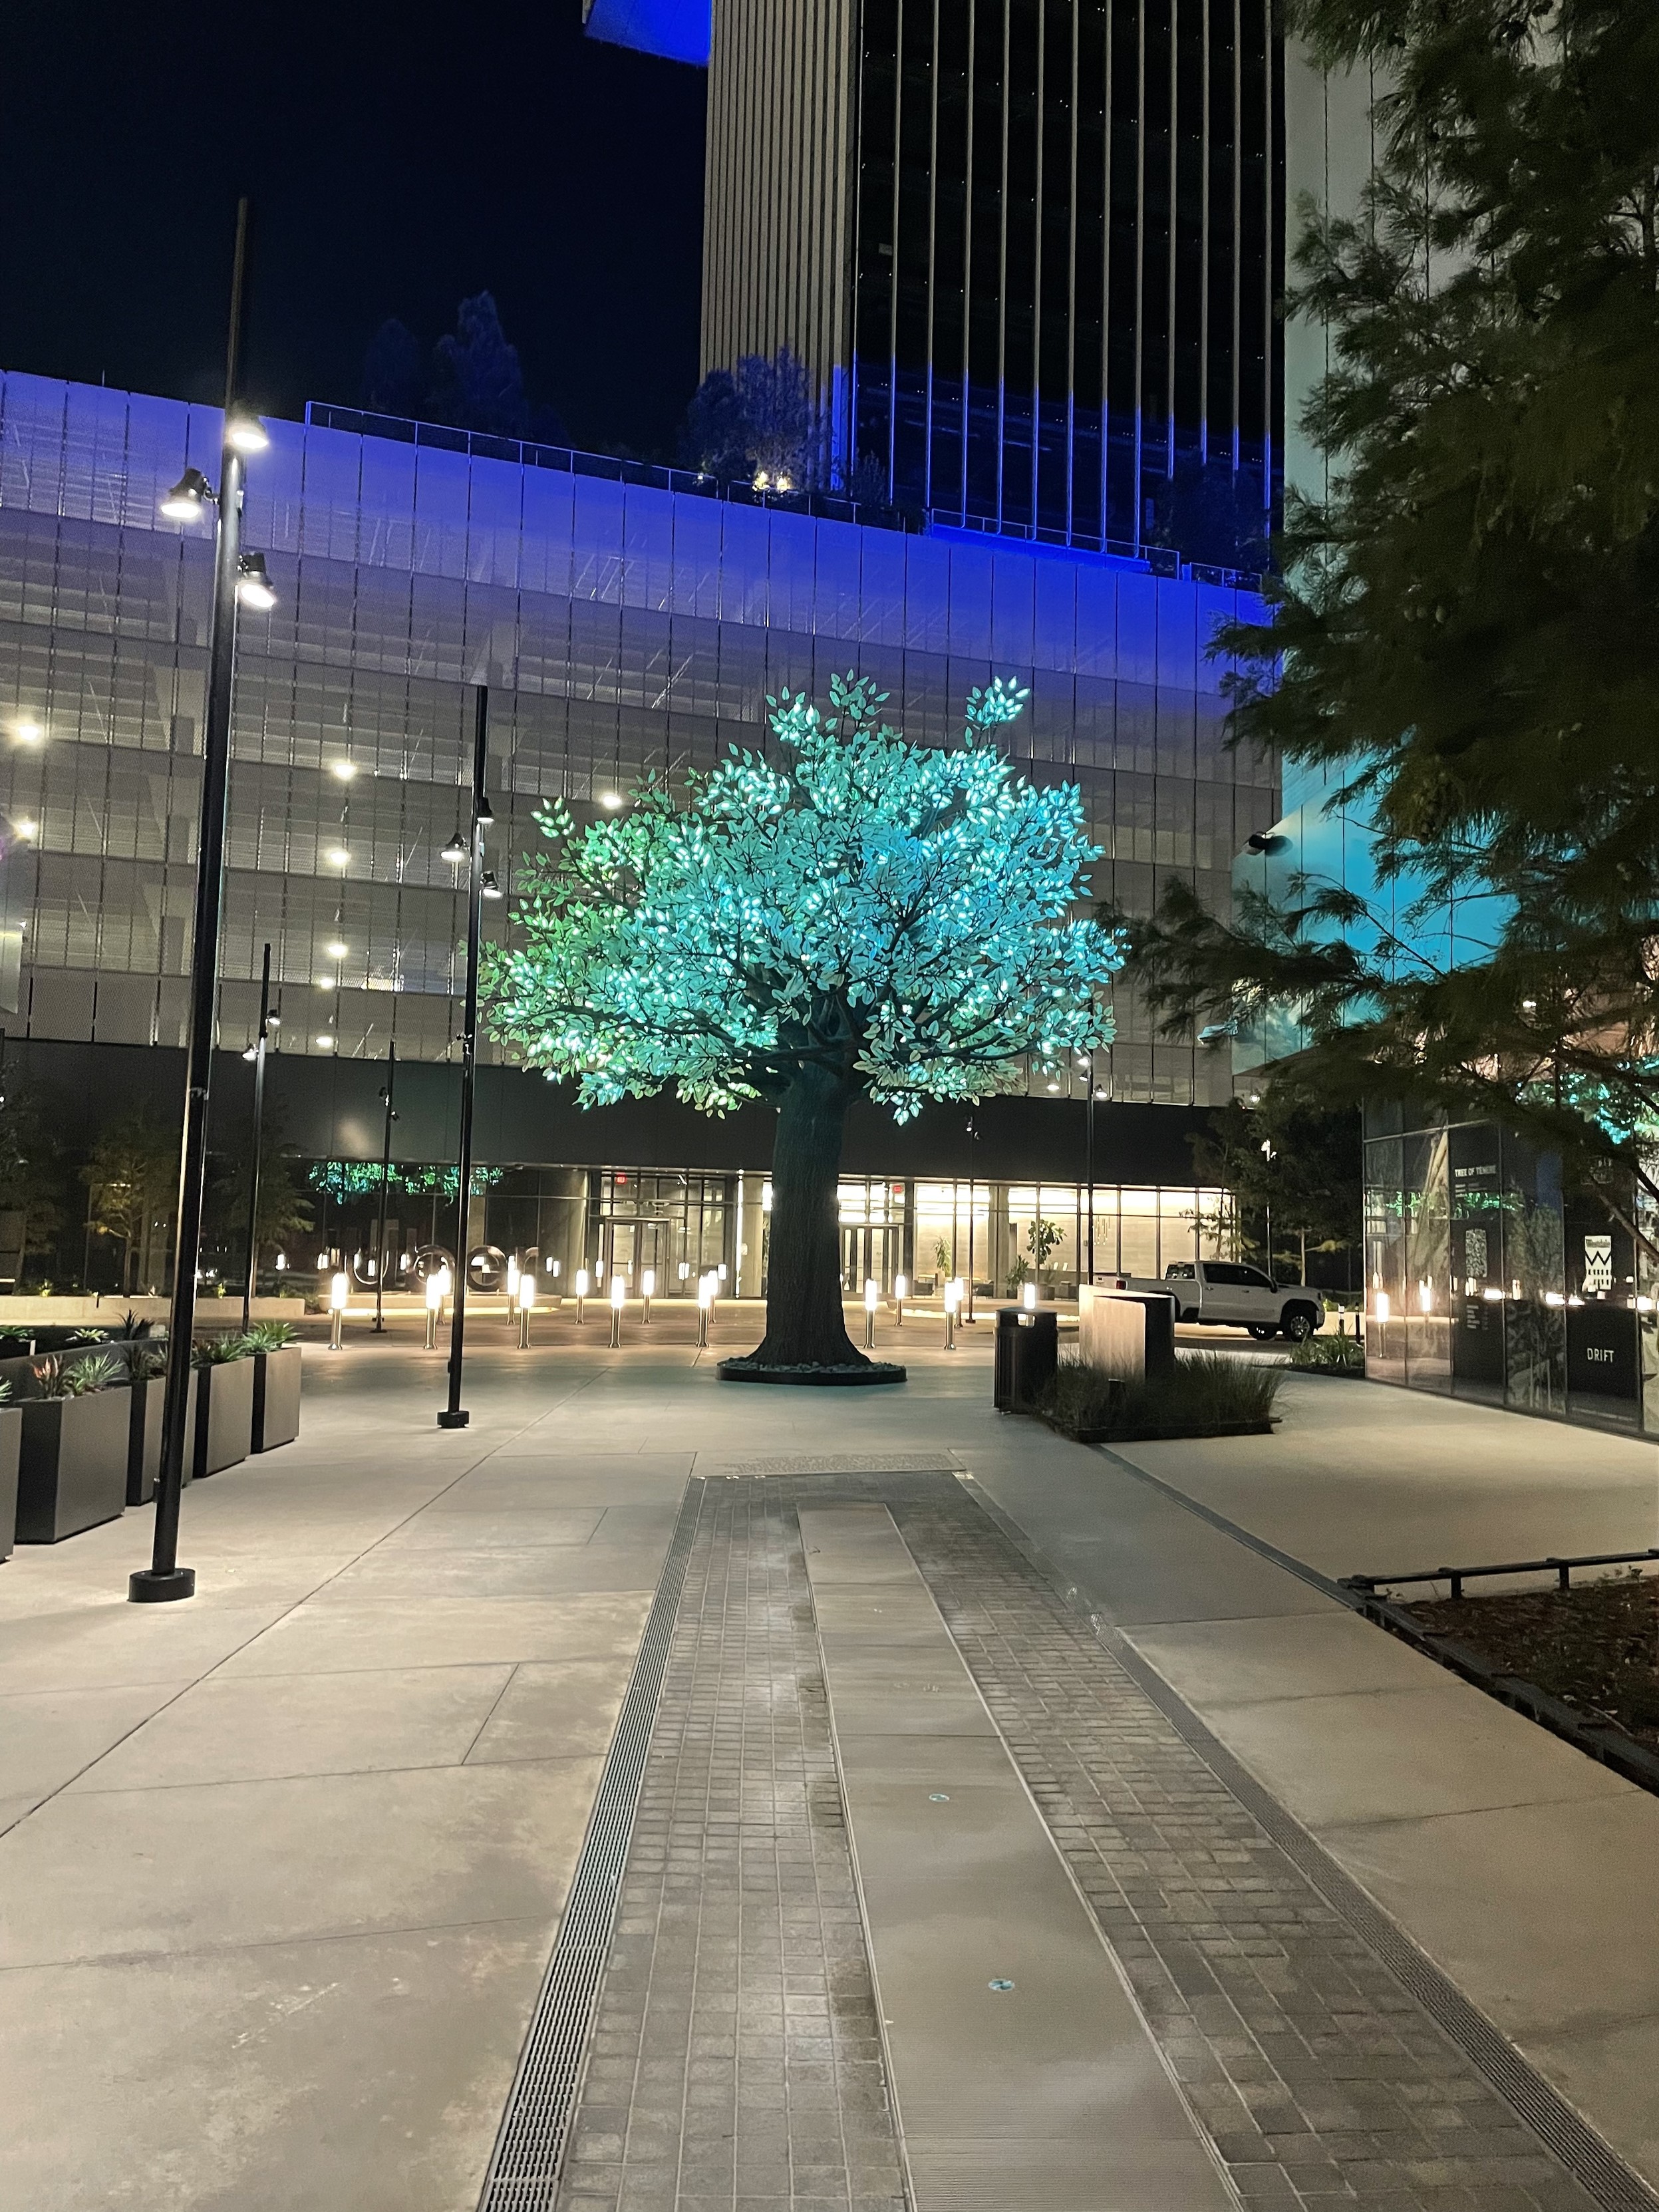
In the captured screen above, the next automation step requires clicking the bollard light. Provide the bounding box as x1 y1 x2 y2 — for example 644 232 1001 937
518 1274 535 1348
1021 1279 1038 1312
641 1267 655 1323
507 1254 520 1308
863 1276 879 1350
696 1271 714 1348
609 1271 626 1348
424 1269 442 1350
943 1275 960 1351
575 1267 589 1323
894 1273 908 1327
329 1269 349 1350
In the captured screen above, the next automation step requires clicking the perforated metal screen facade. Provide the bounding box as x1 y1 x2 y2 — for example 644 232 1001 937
0 372 1275 1104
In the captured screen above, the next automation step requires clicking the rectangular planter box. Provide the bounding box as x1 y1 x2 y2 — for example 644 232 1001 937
16 1388 129 1543
130 1370 199 1503
251 1345 301 1453
0 1404 20 1560
193 1357 253 1479
126 1377 163 1506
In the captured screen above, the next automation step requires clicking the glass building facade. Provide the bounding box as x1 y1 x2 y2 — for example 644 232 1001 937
695 0 1282 553
1362 1105 1659 1437
0 369 1274 1289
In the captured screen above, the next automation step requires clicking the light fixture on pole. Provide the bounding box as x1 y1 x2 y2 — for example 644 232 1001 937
373 1042 397 1333
235 552 276 611
132 198 273 1607
438 687 492 1432
240 941 275 1334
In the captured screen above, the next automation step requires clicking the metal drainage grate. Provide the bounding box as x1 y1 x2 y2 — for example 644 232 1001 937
477 1478 704 2212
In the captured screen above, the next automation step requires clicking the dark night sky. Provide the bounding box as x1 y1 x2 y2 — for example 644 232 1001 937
0 1 708 458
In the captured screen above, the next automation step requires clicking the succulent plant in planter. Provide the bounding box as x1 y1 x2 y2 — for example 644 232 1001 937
243 1321 303 1452
16 1352 129 1542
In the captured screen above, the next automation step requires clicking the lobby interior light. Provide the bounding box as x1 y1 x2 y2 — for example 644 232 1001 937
327 845 351 868
330 759 359 781
14 818 38 841
235 552 277 611
160 466 213 522
315 1032 335 1050
440 827 468 864
599 790 623 811
13 719 43 744
226 415 269 454
325 940 348 959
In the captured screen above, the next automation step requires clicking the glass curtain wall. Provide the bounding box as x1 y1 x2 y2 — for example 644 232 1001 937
1363 1105 1656 1435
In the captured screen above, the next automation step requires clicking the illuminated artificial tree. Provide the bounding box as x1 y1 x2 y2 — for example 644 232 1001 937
484 675 1120 1378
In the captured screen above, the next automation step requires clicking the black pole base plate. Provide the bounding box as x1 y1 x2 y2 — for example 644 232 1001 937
436 1408 471 1429
129 1567 196 1604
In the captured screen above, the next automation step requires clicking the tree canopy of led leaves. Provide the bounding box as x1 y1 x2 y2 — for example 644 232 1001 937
484 675 1118 1120
484 675 1117 1372
1122 0 1659 1235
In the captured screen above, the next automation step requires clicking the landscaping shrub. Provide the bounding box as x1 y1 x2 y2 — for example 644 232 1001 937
1288 1333 1364 1373
1040 1349 1281 1439
242 1321 299 1352
33 1352 122 1398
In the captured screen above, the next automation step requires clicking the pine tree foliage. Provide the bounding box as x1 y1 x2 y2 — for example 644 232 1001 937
486 677 1118 1115
1128 0 1659 1191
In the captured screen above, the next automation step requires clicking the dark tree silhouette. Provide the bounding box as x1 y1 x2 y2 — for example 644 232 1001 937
429 293 529 438
1148 456 1271 572
679 368 748 477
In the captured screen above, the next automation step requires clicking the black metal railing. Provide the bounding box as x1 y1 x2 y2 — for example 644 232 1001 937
301 402 1268 586
1344 1546 1659 1603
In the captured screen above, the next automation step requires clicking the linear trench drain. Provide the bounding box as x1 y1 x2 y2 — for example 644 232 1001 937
957 1471 1659 2212
477 1478 704 2212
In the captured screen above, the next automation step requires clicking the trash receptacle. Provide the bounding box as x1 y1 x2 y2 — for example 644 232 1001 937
994 1306 1058 1411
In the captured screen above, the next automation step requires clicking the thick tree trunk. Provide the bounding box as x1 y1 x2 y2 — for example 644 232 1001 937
746 1062 867 1370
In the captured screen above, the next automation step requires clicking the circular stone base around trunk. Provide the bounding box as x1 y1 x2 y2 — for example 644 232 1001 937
718 1358 908 1387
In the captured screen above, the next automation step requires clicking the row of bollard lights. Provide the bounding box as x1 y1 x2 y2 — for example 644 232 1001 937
324 1259 732 1351
324 1262 1016 1353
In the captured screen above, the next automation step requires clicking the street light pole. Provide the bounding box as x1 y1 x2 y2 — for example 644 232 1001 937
439 686 489 1430
240 941 272 1334
132 199 273 1605
374 1040 397 1332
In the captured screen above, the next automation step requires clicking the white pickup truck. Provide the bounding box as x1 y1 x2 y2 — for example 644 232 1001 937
1122 1260 1324 1343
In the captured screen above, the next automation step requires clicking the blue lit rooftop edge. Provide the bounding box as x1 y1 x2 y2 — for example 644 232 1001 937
301 400 1266 589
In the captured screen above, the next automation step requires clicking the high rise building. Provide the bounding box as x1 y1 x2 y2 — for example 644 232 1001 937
594 0 1283 554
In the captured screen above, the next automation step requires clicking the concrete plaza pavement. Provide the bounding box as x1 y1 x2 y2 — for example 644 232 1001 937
0 1319 1654 2209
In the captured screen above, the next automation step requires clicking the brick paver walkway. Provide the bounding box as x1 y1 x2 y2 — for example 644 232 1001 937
545 1470 1628 2212
555 1478 907 2212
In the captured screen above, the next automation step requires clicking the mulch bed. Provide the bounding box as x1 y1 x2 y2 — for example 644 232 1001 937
1402 1572 1659 1755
